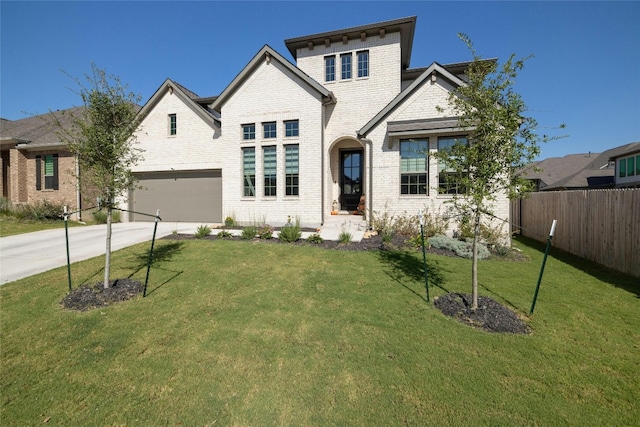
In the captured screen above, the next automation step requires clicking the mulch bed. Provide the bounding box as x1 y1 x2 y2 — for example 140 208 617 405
61 278 143 312
434 293 531 334
61 234 531 334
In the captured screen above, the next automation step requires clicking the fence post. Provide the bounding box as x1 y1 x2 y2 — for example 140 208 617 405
530 219 556 315
143 210 161 297
64 206 72 292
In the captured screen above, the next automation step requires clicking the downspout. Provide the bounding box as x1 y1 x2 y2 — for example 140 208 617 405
359 137 373 229
321 95 335 226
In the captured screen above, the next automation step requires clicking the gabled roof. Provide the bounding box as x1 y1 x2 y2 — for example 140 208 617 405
520 153 600 190
0 107 85 150
358 62 466 138
402 58 497 83
137 79 220 128
210 45 335 112
285 16 417 70
607 141 640 160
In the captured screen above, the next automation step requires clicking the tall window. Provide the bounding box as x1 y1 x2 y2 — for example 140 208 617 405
357 51 369 78
242 148 255 197
341 53 352 80
169 114 177 136
438 136 468 194
400 140 428 195
325 56 336 82
285 145 299 196
285 120 299 137
619 156 638 178
263 122 276 139
243 123 255 140
263 146 277 196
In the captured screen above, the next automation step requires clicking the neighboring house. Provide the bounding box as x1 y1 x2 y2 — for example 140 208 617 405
0 109 84 216
128 16 511 231
519 142 639 191
609 142 640 188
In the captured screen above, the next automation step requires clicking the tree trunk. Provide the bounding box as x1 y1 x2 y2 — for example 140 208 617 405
471 209 481 310
104 205 112 289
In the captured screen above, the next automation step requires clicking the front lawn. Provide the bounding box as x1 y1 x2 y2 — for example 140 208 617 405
1 237 638 425
0 215 89 237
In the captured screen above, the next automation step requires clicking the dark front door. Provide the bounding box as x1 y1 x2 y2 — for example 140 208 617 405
340 149 363 211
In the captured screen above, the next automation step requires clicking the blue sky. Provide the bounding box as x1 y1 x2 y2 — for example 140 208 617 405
1 1 638 160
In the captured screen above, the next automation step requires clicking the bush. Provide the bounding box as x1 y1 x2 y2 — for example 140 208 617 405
217 230 232 239
338 231 352 244
240 226 257 240
372 205 449 239
224 216 235 227
428 234 490 260
195 225 212 239
306 233 324 244
0 197 11 215
257 224 274 239
92 209 121 224
13 200 65 221
278 217 301 243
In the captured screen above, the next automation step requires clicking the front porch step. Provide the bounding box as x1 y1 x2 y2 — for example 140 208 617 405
319 215 368 242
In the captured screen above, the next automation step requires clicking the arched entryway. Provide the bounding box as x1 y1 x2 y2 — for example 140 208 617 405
328 137 365 212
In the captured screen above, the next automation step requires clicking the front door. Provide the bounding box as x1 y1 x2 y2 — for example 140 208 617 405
340 149 363 211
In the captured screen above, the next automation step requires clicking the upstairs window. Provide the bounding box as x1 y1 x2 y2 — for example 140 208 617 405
325 55 336 82
263 146 277 196
357 50 369 78
619 156 637 178
263 122 276 139
243 123 255 140
169 114 177 136
285 120 299 137
341 53 352 80
400 140 428 195
438 136 468 194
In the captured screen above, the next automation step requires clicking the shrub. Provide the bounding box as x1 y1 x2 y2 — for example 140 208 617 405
371 206 395 236
428 234 490 260
338 231 352 244
92 209 121 224
224 216 235 227
278 217 301 243
0 197 11 215
408 234 424 249
240 226 257 240
12 200 65 221
217 229 232 239
195 225 212 239
306 233 324 244
257 224 274 239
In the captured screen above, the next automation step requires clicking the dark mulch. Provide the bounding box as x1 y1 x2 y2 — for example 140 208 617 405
61 279 143 312
434 293 531 334
163 233 458 256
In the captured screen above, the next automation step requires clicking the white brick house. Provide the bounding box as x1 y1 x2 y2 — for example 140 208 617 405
128 16 510 231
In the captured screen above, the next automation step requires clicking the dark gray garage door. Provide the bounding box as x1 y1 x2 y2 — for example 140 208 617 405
130 170 222 222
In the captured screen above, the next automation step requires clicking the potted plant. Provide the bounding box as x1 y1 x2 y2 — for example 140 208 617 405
331 200 338 215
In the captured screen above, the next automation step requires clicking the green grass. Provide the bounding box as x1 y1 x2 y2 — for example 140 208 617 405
1 237 638 425
0 215 91 237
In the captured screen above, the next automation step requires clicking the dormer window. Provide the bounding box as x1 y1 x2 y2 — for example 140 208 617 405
357 50 369 78
325 55 336 82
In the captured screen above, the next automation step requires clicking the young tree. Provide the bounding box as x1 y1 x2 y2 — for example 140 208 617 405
435 34 564 310
54 64 144 289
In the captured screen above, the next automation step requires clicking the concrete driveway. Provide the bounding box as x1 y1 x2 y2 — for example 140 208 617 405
0 222 203 285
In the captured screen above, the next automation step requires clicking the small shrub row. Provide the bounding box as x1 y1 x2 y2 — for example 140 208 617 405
428 234 490 260
92 209 121 224
5 200 66 221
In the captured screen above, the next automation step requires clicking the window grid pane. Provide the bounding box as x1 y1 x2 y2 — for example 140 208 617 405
169 114 177 135
341 54 352 79
285 145 299 196
628 157 635 177
438 136 468 194
400 140 428 195
263 122 276 139
325 56 335 82
357 51 369 78
243 148 255 197
285 120 299 137
243 124 255 140
619 159 626 178
263 146 277 196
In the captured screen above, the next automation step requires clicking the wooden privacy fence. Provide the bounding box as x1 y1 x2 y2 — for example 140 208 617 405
511 189 640 278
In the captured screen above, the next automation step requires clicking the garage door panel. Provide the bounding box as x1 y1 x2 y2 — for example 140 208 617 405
131 170 222 222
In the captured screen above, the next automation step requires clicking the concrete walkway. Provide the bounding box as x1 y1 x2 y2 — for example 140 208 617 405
0 216 369 285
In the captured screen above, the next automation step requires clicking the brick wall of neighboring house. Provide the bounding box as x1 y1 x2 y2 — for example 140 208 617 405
24 149 77 208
